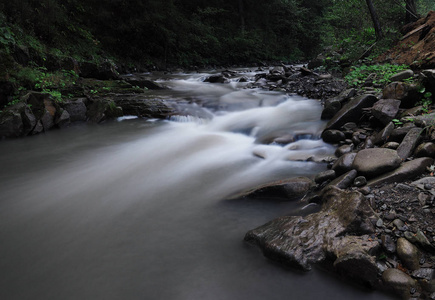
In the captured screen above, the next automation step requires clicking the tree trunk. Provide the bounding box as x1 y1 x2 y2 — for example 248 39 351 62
365 0 384 40
238 0 245 35
405 0 418 23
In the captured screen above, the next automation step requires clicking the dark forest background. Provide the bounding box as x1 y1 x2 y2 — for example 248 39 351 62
1 0 435 68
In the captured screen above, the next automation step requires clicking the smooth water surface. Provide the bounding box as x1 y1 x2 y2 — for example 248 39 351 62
0 70 393 299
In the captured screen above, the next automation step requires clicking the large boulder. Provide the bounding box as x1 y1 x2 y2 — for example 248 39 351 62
63 98 87 122
325 94 378 130
113 95 173 119
245 187 375 271
352 148 402 178
382 82 420 108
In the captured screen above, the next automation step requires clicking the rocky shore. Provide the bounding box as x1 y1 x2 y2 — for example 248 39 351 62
244 66 435 299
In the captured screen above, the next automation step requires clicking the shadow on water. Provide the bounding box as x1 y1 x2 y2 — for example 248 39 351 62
0 71 395 300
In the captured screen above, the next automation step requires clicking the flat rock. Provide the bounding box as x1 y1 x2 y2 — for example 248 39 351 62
367 157 434 187
352 148 402 178
396 127 423 160
372 122 395 146
323 169 358 192
325 94 378 130
390 70 414 82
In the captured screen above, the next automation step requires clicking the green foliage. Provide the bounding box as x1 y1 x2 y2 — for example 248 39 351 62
345 64 409 87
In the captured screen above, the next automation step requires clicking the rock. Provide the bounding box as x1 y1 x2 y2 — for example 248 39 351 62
396 127 423 160
63 98 87 122
204 74 228 83
300 67 314 76
382 82 420 108
127 79 165 90
382 142 400 150
397 237 420 270
324 88 356 107
21 106 37 135
321 129 346 143
228 177 314 200
382 268 416 299
390 70 414 82
114 95 173 119
332 152 357 176
325 94 378 130
335 144 354 157
321 101 341 120
245 187 375 271
352 148 402 178
372 122 395 146
326 236 380 287
325 169 358 190
415 142 435 158
354 176 367 187
367 157 433 187
388 124 417 143
412 177 435 186
315 170 336 184
414 230 434 251
381 235 397 254
0 110 23 138
371 99 401 125
55 109 70 128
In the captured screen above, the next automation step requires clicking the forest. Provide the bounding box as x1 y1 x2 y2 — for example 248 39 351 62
0 0 434 70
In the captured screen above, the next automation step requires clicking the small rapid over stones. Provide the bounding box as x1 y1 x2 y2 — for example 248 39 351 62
0 68 392 300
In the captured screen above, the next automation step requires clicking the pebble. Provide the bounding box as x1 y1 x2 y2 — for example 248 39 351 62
393 219 405 228
376 219 384 227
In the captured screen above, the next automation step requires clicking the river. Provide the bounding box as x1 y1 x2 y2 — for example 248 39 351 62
0 69 393 299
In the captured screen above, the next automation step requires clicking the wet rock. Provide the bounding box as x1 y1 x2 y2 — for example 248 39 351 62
415 142 435 158
229 177 314 200
367 157 434 187
332 152 357 176
412 177 435 186
327 236 380 287
55 109 71 128
321 101 341 120
325 94 378 130
321 129 346 143
63 98 87 122
204 74 228 83
382 268 416 299
397 237 421 270
396 127 423 160
245 187 375 271
372 99 401 125
315 170 336 184
352 148 402 178
335 144 354 157
114 95 173 119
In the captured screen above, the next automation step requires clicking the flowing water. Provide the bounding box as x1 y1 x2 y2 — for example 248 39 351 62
0 70 392 299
